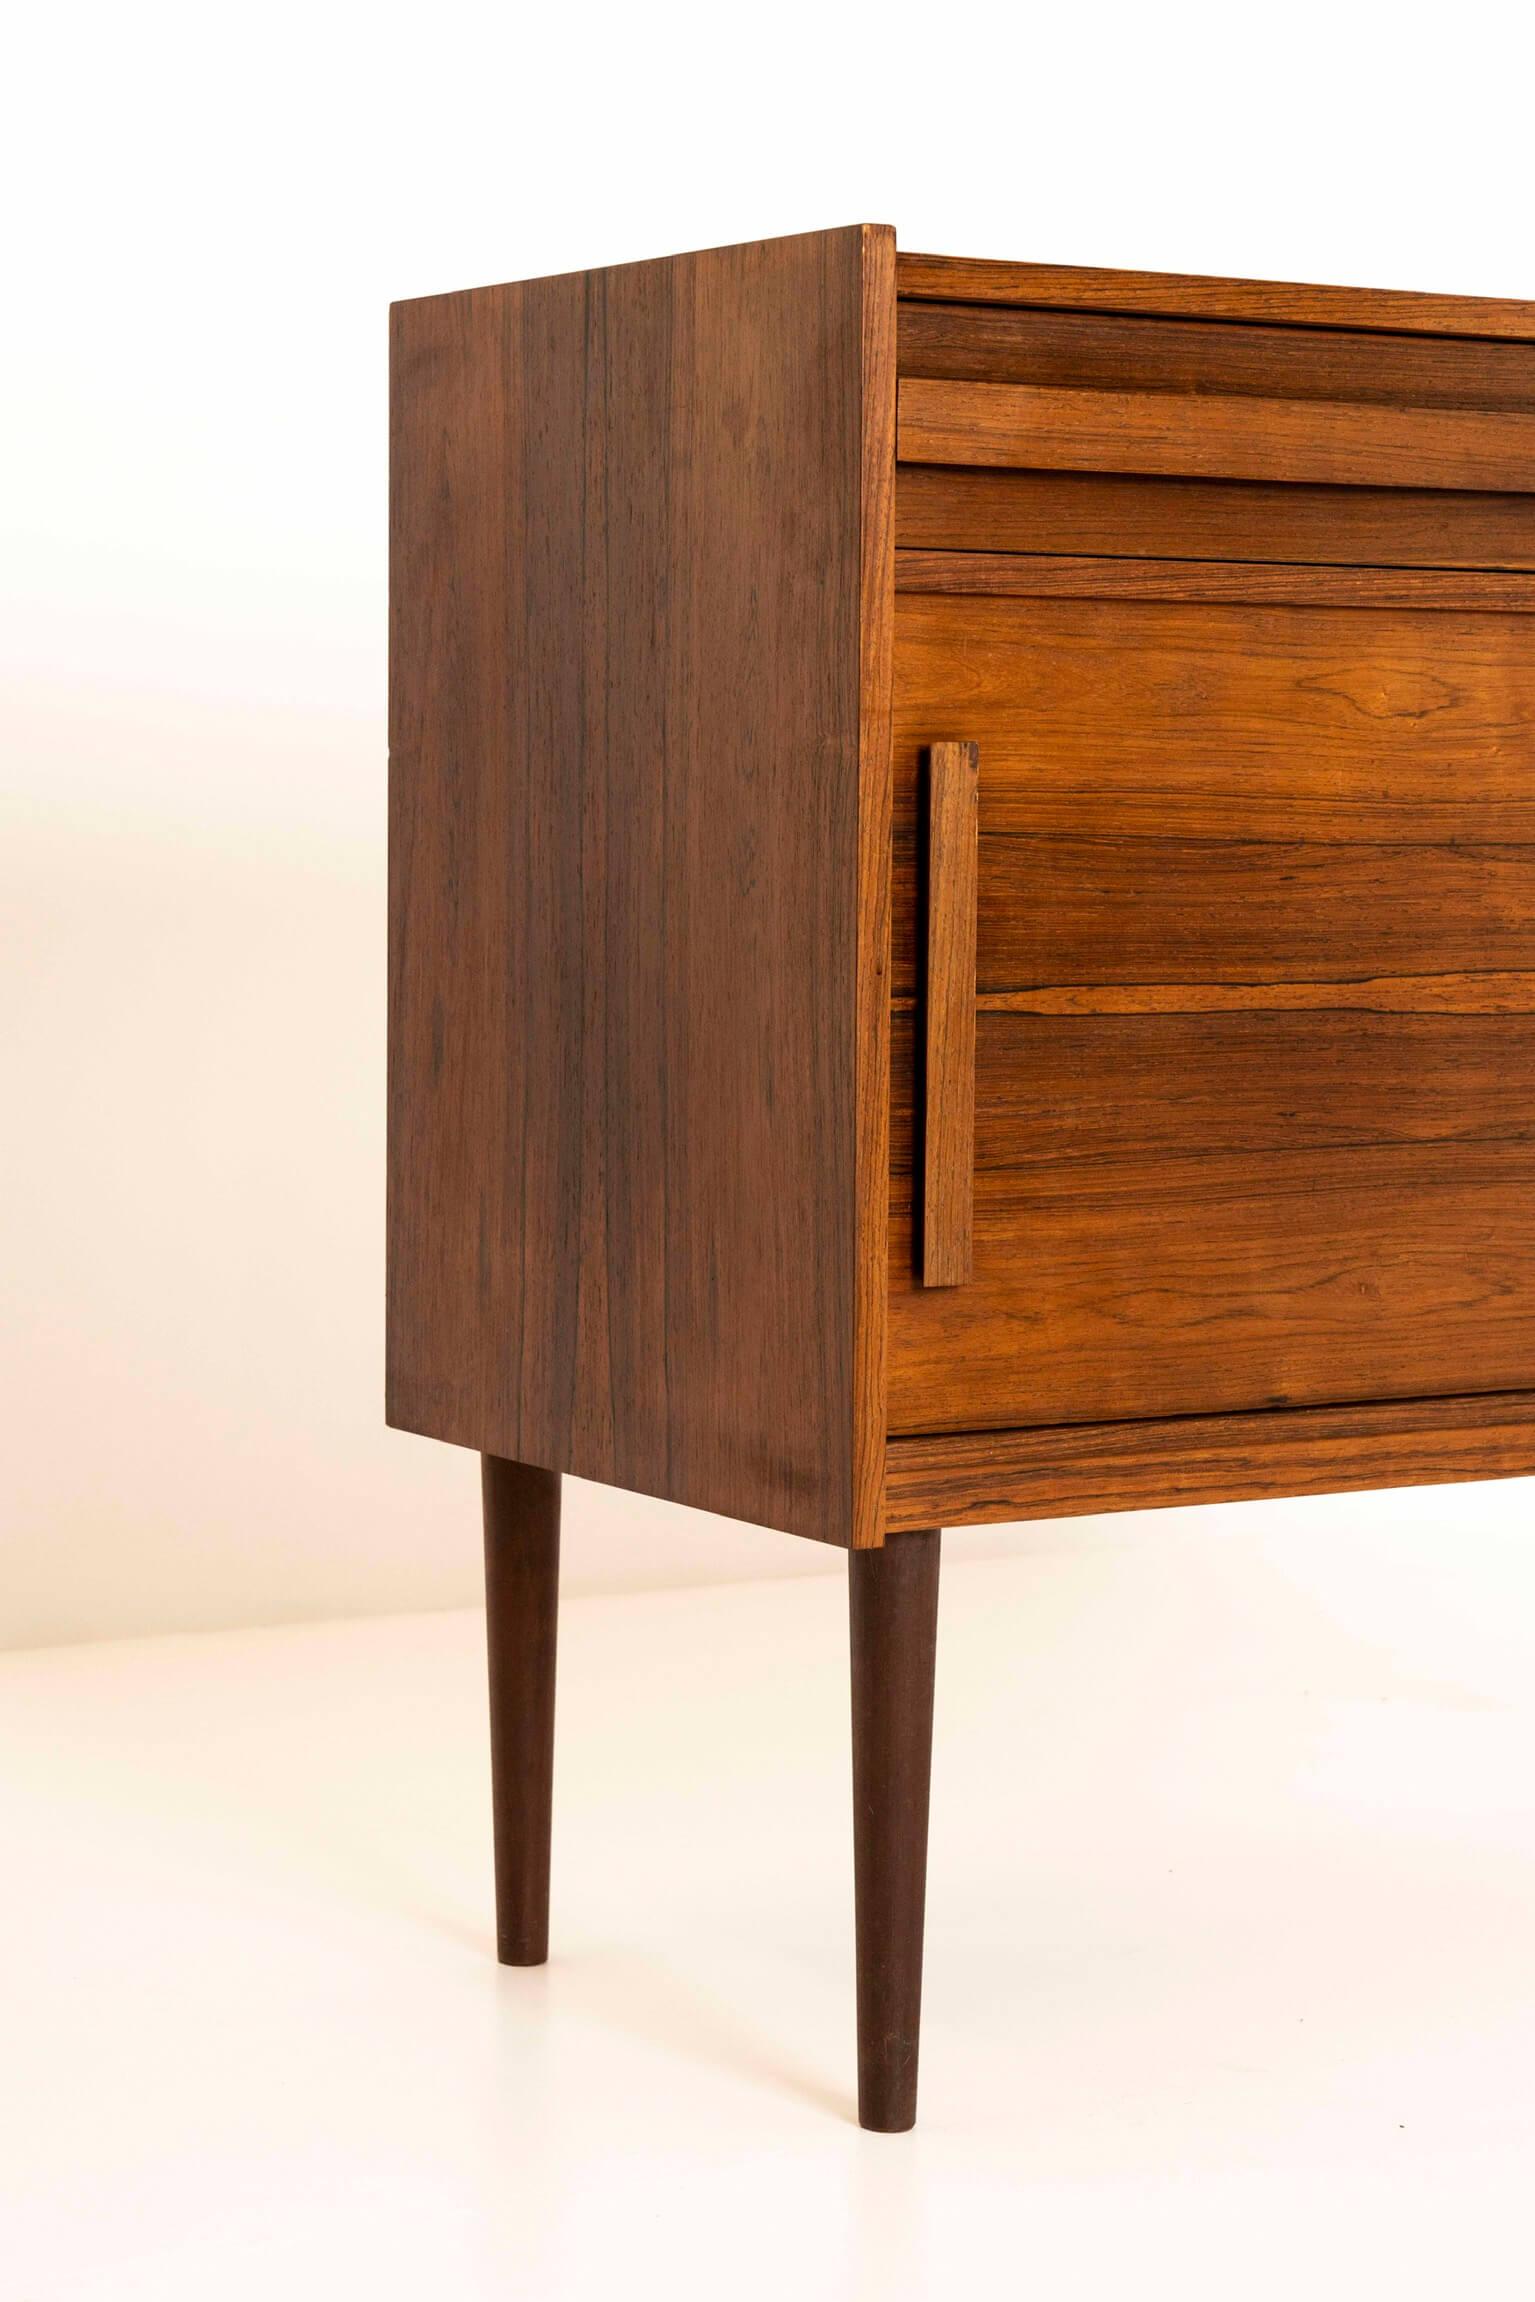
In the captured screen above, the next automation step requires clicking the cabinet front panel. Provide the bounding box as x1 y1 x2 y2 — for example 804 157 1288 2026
889 582 1535 1436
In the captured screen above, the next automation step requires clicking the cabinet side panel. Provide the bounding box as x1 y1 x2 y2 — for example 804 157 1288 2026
388 231 871 1544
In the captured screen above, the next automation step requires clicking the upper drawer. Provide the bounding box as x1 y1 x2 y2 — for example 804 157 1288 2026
898 300 1535 411
896 300 1535 506
898 376 1535 494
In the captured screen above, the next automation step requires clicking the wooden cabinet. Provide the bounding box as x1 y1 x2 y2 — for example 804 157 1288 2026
389 228 1535 2128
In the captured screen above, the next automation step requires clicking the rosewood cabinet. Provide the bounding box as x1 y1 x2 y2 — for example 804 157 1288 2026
389 227 1535 2128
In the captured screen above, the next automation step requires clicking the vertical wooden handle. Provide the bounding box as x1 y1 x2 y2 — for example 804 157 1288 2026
922 741 979 1286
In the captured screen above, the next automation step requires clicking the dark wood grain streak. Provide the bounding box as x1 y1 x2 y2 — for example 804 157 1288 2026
893 836 1535 997
850 1528 941 2130
888 1143 1535 1434
895 551 1535 612
921 743 978 1285
389 228 886 1547
895 252 1535 342
891 1008 1535 1173
884 1393 1535 1531
899 379 1535 493
895 465 1535 571
898 300 1535 408
895 974 1535 1015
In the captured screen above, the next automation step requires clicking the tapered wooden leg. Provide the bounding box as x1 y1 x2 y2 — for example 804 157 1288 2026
482 1454 561 1965
849 1527 941 2132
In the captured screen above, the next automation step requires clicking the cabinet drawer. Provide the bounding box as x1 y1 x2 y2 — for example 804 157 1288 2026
889 573 1535 1437
892 584 1535 995
891 1007 1535 1175
899 375 1535 492
896 465 1535 570
890 1146 1535 1435
898 299 1535 411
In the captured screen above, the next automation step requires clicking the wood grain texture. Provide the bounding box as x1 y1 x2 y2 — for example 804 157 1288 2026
895 465 1535 571
482 1456 560 1965
889 567 1535 1448
893 592 1535 843
899 379 1535 493
898 300 1535 408
898 975 1535 1016
921 743 978 1285
854 226 898 1548
889 1143 1535 1434
389 227 892 1547
895 551 1535 612
891 1009 1535 1173
850 1528 940 2130
895 252 1535 342
893 835 1535 996
884 1393 1535 1531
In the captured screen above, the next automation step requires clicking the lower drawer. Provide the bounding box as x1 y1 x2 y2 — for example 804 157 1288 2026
889 1136 1535 1435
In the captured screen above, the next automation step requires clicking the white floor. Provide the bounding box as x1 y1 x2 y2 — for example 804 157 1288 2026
6 1516 1535 2300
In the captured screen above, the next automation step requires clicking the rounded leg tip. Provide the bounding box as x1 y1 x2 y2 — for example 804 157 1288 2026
496 1940 550 1967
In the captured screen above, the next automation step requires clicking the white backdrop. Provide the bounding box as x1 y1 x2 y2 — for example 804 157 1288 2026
4 0 1533 1646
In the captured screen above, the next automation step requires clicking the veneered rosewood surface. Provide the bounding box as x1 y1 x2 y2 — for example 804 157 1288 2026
894 251 1535 341
894 552 1535 610
891 589 1535 997
889 563 1535 1441
890 1145 1535 1434
898 300 1535 408
891 1008 1535 1172
933 977 1535 1015
389 226 896 1548
920 743 978 1287
884 1394 1535 1532
894 836 1535 995
895 465 1535 570
894 592 1535 839
393 232 1535 1539
898 378 1535 492
855 226 898 1549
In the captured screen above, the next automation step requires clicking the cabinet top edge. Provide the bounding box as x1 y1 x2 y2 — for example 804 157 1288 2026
389 232 1535 343
896 250 1535 344
389 225 896 316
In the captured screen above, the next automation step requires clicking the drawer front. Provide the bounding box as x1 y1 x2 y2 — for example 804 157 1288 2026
895 466 1535 571
898 299 1535 411
889 578 1535 1436
894 313 1535 568
898 377 1535 492
892 587 1535 993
